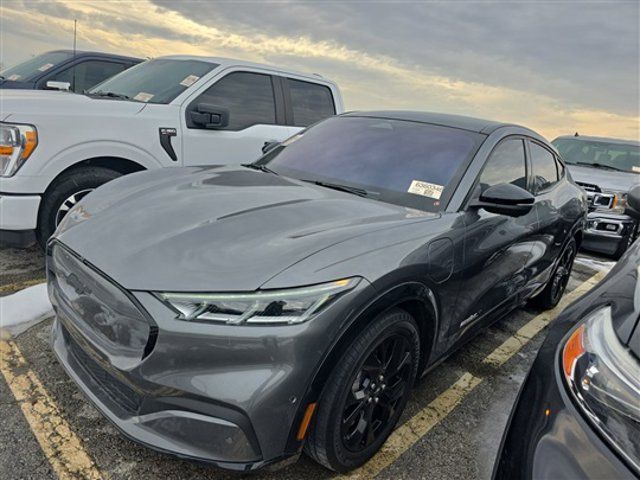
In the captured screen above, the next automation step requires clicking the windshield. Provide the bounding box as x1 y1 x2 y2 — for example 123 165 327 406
1 51 73 81
259 116 485 211
87 58 217 104
553 138 639 174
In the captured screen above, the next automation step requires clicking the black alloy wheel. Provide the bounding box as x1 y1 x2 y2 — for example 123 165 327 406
532 237 577 310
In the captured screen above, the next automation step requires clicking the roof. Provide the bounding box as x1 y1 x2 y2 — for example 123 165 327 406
342 110 526 134
49 49 142 62
158 55 336 84
554 134 640 147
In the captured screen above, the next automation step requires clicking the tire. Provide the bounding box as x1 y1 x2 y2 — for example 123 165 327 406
612 222 638 260
37 166 121 248
304 308 420 472
531 237 577 310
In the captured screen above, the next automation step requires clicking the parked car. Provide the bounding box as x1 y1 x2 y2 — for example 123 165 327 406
0 50 141 92
47 111 586 472
553 134 639 259
493 186 640 480
0 55 342 247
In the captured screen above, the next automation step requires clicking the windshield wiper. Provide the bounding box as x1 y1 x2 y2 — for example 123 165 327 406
302 179 371 197
89 90 136 101
241 163 278 175
570 161 622 172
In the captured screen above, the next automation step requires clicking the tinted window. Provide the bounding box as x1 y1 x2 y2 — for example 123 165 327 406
194 72 276 130
530 142 559 193
553 137 639 174
288 79 335 127
1 51 72 81
88 58 216 104
262 116 484 212
478 139 527 192
50 61 127 92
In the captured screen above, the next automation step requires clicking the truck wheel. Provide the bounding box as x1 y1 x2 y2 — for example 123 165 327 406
37 167 121 248
304 309 420 472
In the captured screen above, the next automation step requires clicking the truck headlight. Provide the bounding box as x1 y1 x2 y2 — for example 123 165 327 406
562 304 640 473
0 123 38 177
157 278 360 325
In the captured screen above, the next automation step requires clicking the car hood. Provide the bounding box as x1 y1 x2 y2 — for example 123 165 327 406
57 166 437 292
1 89 145 121
567 164 640 192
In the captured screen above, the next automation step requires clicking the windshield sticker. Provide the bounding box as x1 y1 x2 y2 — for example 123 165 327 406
633 166 640 173
408 180 444 199
133 92 154 102
180 75 200 87
38 63 54 72
7 74 21 80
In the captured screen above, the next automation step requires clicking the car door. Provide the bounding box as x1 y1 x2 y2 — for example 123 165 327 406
455 137 539 334
526 139 568 288
181 71 296 166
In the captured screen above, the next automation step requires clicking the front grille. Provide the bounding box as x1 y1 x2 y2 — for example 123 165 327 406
64 324 143 415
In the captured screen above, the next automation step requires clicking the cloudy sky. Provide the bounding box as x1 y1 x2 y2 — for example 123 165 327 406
1 0 638 140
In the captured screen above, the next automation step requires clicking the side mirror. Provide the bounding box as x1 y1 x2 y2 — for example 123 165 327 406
188 103 230 129
45 81 71 91
262 140 280 154
626 185 640 220
470 183 535 217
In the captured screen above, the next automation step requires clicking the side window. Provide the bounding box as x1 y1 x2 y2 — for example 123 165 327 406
192 72 276 130
478 139 527 193
530 142 559 193
49 61 126 92
287 79 335 127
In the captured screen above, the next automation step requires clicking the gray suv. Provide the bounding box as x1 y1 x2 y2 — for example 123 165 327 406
553 135 639 258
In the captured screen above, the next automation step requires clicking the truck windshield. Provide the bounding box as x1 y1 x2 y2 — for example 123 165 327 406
553 138 640 174
1 51 73 81
87 58 217 104
259 116 484 212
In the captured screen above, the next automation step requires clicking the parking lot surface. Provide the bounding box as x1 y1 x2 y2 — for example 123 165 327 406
0 246 610 480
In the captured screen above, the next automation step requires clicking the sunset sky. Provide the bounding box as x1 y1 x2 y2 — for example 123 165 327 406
1 0 638 141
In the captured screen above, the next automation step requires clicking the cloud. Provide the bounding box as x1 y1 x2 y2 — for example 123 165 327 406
1 0 638 140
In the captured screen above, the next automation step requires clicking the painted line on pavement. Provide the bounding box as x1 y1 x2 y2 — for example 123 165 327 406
341 270 605 479
0 340 103 480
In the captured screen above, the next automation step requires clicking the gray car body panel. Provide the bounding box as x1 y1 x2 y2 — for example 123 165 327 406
49 114 586 470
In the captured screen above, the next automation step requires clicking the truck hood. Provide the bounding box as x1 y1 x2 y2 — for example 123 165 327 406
57 166 436 291
567 164 640 192
1 89 146 120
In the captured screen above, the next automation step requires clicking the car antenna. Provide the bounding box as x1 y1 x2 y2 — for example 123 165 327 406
574 132 579 137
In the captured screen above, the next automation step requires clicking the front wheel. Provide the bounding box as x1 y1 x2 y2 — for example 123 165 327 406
37 167 121 248
304 309 420 472
531 237 577 310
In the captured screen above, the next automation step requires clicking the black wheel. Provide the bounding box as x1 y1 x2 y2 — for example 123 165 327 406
531 237 577 310
304 308 420 472
612 222 638 260
37 166 121 248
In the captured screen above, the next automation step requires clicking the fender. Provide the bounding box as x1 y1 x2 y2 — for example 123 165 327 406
282 279 440 456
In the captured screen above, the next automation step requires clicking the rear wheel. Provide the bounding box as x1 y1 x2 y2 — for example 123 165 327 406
531 237 577 310
612 222 638 260
304 309 420 472
37 167 121 248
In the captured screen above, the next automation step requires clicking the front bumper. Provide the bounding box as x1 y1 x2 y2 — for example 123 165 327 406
582 212 636 255
48 242 372 470
493 307 637 479
0 193 40 246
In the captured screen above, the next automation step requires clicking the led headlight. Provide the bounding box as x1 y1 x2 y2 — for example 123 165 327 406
157 278 360 325
562 304 640 473
0 123 38 177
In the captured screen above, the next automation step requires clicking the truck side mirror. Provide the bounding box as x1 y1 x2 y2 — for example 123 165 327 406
188 104 230 129
45 81 71 91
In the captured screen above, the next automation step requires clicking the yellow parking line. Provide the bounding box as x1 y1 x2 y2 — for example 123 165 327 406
340 270 605 479
0 340 103 480
0 278 46 295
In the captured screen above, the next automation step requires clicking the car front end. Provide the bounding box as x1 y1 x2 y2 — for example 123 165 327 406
493 240 640 479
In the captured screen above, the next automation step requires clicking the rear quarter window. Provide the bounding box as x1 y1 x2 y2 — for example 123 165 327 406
287 78 336 127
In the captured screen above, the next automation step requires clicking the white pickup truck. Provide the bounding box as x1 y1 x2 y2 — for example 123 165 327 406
0 55 343 246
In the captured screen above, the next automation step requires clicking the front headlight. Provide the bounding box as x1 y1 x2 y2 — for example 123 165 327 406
562 305 640 473
157 277 360 325
0 123 38 177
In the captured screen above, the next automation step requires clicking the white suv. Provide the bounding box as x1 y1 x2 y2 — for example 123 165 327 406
0 55 343 247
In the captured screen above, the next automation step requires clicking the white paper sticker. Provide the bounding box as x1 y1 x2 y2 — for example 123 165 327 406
180 74 200 87
7 74 21 81
408 180 444 199
633 166 640 173
38 63 54 72
133 92 154 102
